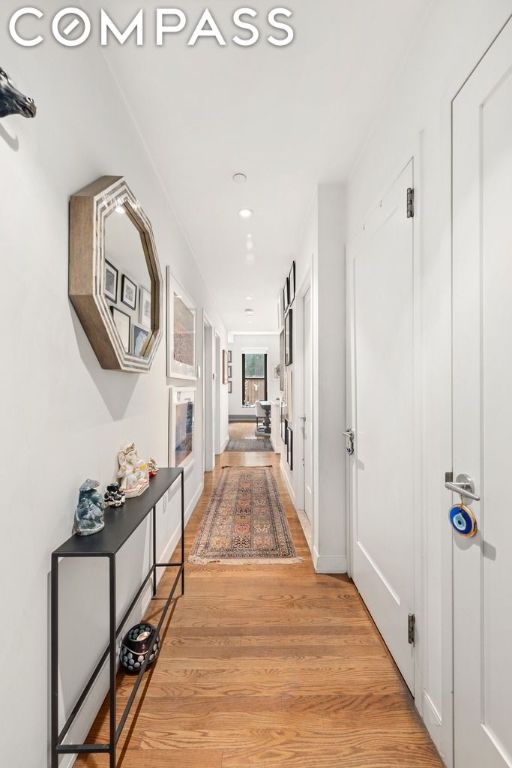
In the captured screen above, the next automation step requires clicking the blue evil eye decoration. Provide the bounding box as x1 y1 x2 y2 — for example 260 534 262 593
449 504 478 538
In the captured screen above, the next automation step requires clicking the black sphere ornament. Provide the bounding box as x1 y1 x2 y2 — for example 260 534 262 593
120 623 160 674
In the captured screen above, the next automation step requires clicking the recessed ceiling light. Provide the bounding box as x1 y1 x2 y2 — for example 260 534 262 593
239 208 253 219
246 239 254 251
245 308 255 315
233 172 247 184
245 296 253 301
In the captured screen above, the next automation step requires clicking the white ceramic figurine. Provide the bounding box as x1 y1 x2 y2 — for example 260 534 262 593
117 443 149 498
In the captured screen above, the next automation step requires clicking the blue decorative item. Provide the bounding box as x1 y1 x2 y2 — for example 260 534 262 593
120 623 160 674
73 479 105 536
449 504 478 538
0 67 36 119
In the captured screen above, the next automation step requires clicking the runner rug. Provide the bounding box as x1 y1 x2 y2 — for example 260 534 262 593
189 466 301 565
225 436 273 452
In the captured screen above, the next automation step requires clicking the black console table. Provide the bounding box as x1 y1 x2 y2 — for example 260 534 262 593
51 468 184 768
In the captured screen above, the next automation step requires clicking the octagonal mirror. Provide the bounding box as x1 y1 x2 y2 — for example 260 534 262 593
69 176 162 372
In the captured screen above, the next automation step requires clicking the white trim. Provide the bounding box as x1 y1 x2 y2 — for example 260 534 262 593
313 547 347 574
280 457 295 504
219 434 229 454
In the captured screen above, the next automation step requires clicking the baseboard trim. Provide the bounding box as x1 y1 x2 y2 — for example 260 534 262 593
422 691 443 753
313 546 347 574
280 460 295 504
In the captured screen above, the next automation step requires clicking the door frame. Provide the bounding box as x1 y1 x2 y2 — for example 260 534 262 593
346 151 424 708
293 269 314 550
214 331 222 455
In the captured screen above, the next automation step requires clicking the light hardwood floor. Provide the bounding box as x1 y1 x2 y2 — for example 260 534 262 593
79 423 442 767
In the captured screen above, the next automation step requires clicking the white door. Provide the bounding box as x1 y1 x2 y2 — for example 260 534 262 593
349 160 416 691
303 287 313 525
452 19 512 768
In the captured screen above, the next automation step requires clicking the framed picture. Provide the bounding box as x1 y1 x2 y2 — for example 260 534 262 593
285 308 293 366
121 274 137 310
279 329 285 390
227 365 233 380
131 323 150 357
111 306 130 353
222 350 228 384
138 286 151 329
169 387 196 469
166 268 197 379
283 278 290 312
287 427 294 470
288 261 296 305
228 381 233 394
104 260 118 302
228 350 232 363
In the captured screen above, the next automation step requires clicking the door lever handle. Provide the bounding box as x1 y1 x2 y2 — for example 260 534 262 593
444 473 480 502
343 429 355 456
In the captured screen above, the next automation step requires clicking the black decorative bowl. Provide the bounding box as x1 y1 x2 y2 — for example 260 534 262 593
120 623 160 674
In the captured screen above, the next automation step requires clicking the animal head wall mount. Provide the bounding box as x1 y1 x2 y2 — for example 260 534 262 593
0 67 36 118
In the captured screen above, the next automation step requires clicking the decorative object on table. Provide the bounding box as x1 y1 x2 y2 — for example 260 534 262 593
139 286 152 328
73 479 105 536
169 387 195 469
288 261 296 305
0 67 36 119
69 176 163 373
285 307 293 366
120 623 160 674
147 457 159 478
104 260 118 302
104 483 125 508
190 466 301 565
111 306 131 353
117 442 149 497
121 274 137 310
131 323 150 357
166 268 197 379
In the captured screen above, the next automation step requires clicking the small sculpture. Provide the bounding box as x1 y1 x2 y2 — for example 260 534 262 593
104 483 125 508
117 443 149 498
0 67 37 119
147 458 159 478
73 479 105 536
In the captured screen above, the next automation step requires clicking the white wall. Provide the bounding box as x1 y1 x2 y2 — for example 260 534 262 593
228 334 280 418
0 18 228 767
345 2 512 764
283 185 347 573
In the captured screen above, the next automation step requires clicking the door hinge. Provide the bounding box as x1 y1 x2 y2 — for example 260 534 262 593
408 613 416 645
407 187 415 218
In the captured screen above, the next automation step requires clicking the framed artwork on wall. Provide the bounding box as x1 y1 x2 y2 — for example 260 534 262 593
138 286 152 329
228 381 233 394
166 268 197 380
228 350 232 363
288 261 296 305
104 260 118 302
121 274 137 311
285 308 293 366
169 387 196 470
287 427 294 470
227 365 232 380
222 350 228 384
111 306 131 353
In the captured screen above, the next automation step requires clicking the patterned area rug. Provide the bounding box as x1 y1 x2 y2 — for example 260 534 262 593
226 436 273 452
189 467 301 565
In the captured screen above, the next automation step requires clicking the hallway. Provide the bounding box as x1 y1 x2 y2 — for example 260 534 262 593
80 427 441 768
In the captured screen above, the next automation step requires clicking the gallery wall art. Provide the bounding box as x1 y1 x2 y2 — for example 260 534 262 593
166 268 197 379
169 387 196 469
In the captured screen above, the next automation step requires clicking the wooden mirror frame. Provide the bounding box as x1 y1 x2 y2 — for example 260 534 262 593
69 176 163 372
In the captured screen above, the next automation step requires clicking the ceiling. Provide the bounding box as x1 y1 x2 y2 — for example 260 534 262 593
103 0 432 332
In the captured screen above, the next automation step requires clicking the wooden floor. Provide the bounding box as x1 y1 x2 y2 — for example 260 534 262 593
79 423 442 767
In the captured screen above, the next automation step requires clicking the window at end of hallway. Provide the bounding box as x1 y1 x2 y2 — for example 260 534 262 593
242 353 267 406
